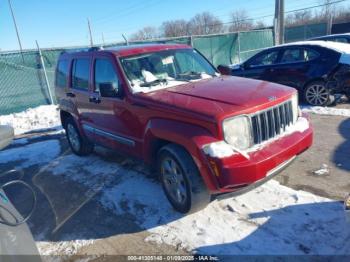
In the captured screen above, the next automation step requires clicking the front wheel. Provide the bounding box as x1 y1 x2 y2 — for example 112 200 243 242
304 81 334 106
157 144 210 213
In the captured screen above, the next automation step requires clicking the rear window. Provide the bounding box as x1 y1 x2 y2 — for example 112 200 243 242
56 60 69 88
72 58 90 90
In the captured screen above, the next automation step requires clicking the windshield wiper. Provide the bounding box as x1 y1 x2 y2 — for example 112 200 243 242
140 78 168 87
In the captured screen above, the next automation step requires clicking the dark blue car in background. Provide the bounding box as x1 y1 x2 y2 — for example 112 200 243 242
218 41 350 106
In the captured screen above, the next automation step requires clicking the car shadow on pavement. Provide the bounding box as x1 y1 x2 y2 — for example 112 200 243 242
332 118 350 172
194 201 350 257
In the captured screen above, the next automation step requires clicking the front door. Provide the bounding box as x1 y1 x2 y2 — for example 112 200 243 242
87 54 142 157
240 49 280 81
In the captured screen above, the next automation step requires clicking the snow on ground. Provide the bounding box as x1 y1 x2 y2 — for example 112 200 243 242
0 105 61 135
1 138 349 256
302 105 350 117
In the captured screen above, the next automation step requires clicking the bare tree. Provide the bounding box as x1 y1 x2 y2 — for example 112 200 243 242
129 26 159 41
254 20 267 29
188 12 224 35
285 10 313 26
228 10 253 32
162 20 189 37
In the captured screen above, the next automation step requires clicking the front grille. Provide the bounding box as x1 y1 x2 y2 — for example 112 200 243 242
251 100 294 145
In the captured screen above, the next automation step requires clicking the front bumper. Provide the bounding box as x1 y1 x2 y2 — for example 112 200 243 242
203 118 313 194
214 156 296 200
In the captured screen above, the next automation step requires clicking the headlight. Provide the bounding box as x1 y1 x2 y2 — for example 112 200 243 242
291 92 299 123
223 116 252 150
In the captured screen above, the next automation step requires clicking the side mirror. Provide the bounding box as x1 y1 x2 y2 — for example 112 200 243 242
99 82 120 98
241 63 249 70
217 65 231 75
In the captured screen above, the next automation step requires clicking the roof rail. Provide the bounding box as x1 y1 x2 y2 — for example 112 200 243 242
88 46 104 51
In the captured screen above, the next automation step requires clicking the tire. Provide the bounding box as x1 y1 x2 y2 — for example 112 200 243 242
157 144 210 213
65 117 93 156
303 81 334 106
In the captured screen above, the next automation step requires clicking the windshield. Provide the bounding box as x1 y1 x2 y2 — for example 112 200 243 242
120 48 218 93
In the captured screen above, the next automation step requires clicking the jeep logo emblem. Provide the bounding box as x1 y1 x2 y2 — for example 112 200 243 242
268 96 277 101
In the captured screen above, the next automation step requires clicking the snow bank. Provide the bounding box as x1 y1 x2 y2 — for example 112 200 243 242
302 106 350 117
0 105 61 135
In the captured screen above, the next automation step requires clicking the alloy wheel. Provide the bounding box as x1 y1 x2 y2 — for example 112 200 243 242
161 157 188 205
305 84 329 106
67 123 80 152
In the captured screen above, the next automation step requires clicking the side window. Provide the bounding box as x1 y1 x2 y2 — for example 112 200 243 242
281 49 303 63
248 51 279 67
72 58 90 90
304 49 319 61
56 60 69 88
94 59 120 97
281 48 319 63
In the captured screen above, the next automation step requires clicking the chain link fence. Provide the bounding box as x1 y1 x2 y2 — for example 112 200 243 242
0 29 275 115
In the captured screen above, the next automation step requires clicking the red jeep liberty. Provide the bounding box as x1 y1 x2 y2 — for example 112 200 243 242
55 44 313 213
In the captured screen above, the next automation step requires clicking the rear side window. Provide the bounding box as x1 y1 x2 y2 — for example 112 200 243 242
249 51 279 67
281 48 319 63
56 60 69 88
72 58 90 90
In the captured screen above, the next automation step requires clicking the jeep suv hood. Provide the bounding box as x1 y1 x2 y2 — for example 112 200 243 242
141 76 295 119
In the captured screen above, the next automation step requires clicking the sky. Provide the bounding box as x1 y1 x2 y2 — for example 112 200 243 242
0 0 346 51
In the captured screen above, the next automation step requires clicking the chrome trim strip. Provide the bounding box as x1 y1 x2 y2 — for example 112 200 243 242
82 124 135 147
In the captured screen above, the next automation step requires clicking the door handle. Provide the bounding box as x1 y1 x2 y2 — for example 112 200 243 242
66 92 76 98
89 96 101 104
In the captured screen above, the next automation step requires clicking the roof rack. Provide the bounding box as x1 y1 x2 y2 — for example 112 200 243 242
59 46 104 55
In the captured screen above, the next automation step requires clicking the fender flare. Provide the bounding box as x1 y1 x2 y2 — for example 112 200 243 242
143 118 219 191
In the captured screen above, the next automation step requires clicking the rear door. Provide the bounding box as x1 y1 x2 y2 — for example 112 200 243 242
271 47 319 89
69 56 94 139
237 49 280 81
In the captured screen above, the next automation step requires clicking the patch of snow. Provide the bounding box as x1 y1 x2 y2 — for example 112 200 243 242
36 239 94 256
285 116 309 133
203 141 237 158
0 140 60 168
102 179 350 255
285 41 350 54
0 105 61 135
302 105 350 117
313 164 330 176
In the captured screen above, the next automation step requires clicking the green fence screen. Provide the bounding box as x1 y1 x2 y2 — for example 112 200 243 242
285 23 327 43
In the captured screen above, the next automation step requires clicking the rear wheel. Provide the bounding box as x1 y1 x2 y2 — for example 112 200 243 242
65 117 93 156
304 81 334 106
157 144 210 213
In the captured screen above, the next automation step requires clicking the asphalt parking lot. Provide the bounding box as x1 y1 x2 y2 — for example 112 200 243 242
0 105 349 258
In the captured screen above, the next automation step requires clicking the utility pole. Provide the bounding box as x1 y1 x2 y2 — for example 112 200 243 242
279 0 285 44
8 0 24 62
274 0 285 45
101 33 105 46
87 18 94 47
